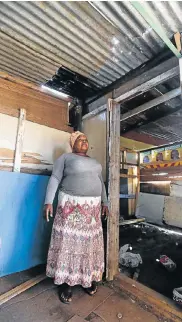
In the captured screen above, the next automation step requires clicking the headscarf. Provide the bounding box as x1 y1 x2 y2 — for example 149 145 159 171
70 131 85 149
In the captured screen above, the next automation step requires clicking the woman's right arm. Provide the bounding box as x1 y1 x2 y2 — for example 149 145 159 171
44 154 66 221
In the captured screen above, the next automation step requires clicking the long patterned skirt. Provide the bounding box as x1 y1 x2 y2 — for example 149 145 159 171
46 191 104 288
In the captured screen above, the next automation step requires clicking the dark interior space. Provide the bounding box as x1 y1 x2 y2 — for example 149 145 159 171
119 224 182 300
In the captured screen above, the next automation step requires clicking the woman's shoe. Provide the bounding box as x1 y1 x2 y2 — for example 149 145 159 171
58 284 72 304
85 281 98 296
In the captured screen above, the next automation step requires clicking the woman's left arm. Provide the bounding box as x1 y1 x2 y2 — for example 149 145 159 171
99 174 109 217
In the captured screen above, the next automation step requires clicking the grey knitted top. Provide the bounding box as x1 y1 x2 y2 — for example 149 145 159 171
44 153 108 206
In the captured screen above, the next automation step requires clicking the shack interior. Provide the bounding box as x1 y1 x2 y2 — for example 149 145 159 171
1 1 182 322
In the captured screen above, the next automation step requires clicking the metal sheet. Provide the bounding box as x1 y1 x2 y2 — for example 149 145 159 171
0 1 181 87
164 196 182 228
136 192 164 225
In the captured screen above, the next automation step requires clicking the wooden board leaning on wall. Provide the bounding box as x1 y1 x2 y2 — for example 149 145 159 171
0 77 72 132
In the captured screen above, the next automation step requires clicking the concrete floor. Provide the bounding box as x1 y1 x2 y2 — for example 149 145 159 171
0 276 160 322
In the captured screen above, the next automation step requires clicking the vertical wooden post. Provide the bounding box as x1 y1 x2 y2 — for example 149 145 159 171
135 152 140 212
121 151 124 170
179 58 182 96
13 108 26 172
106 99 120 281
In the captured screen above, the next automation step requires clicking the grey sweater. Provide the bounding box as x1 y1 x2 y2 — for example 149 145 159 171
44 153 108 206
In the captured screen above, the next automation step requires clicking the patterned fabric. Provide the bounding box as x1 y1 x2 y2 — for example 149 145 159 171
46 192 104 287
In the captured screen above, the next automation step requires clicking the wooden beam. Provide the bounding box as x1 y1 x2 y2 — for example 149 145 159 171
13 108 26 172
114 273 182 322
120 174 138 179
174 32 182 54
131 1 182 58
83 57 179 119
120 87 180 122
121 151 124 169
82 104 106 120
135 152 140 212
140 164 182 182
114 56 178 101
106 99 120 281
116 67 179 104
119 218 145 226
179 58 182 99
0 274 46 306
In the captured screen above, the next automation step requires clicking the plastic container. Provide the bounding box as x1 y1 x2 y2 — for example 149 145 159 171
159 255 176 272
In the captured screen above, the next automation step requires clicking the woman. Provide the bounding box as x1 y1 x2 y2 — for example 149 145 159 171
44 131 109 304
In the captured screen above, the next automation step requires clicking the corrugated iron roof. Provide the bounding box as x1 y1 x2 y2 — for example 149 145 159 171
0 1 181 88
120 74 182 144
138 111 182 143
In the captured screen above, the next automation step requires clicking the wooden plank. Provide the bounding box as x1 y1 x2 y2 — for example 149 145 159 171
121 151 124 170
13 109 26 172
120 87 180 121
174 32 182 53
86 91 112 115
83 57 178 119
114 273 182 322
0 274 46 306
135 152 140 212
179 58 182 98
141 176 182 182
106 99 120 281
123 162 138 167
0 78 71 132
114 57 178 100
119 218 145 226
120 147 138 153
116 68 179 104
82 104 107 120
128 167 133 216
140 165 182 175
120 174 137 178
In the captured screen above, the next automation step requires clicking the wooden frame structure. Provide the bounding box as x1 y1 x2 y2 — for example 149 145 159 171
106 106 141 279
13 108 26 172
106 99 120 280
82 32 182 281
120 148 140 218
104 55 182 280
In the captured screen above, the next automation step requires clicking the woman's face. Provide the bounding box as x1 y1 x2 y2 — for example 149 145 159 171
73 135 89 153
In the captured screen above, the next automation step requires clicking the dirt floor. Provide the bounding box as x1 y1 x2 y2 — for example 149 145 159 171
119 223 182 300
0 270 160 322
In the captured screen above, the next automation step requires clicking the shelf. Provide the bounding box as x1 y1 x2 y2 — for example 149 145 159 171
120 174 138 178
120 194 135 199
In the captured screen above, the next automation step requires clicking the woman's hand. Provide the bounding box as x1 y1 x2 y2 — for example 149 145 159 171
102 205 109 217
44 204 53 222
